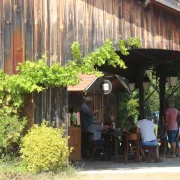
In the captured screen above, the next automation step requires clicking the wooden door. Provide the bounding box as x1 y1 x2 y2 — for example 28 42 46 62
68 127 81 161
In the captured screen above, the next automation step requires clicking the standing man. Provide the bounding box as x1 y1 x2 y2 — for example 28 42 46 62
165 101 180 158
80 96 94 158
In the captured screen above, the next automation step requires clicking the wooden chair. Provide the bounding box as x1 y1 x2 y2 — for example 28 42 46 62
87 132 104 161
124 133 141 164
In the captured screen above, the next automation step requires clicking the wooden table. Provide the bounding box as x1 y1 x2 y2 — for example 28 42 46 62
102 131 122 162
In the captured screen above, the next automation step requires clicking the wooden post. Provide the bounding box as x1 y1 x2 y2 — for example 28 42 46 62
159 64 167 120
139 70 145 119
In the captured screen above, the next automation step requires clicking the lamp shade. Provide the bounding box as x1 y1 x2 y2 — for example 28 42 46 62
128 82 135 91
143 74 150 91
167 76 178 87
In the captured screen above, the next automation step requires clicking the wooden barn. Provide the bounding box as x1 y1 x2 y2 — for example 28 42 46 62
0 0 180 160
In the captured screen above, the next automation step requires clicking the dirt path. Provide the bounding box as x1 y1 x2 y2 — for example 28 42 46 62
67 173 180 180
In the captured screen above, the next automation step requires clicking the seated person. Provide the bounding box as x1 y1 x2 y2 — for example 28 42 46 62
137 114 162 162
127 116 139 133
103 120 115 133
88 120 109 145
88 120 111 159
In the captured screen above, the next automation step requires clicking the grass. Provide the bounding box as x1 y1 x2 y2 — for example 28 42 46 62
0 159 79 180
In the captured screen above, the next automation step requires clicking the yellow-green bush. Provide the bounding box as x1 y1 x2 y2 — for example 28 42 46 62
20 121 72 173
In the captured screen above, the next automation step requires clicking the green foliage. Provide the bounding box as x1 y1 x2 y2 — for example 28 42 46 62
20 121 73 173
0 37 141 162
0 37 141 120
118 92 129 128
0 115 27 156
127 99 139 120
71 42 82 63
118 91 139 129
144 70 159 113
118 37 142 56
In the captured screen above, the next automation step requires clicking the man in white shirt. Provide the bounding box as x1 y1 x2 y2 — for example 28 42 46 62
137 119 158 146
137 116 161 161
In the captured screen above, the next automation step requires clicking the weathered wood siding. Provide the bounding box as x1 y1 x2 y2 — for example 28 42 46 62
63 0 179 55
0 0 179 125
0 0 68 126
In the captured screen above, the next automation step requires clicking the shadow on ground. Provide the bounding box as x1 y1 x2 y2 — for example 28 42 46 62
77 156 180 172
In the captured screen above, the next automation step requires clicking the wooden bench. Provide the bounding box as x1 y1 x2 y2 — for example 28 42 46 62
143 146 159 163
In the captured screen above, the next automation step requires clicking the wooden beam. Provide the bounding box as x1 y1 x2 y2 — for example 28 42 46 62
159 64 167 119
139 70 145 119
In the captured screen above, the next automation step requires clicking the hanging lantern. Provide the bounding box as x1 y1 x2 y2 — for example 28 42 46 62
143 74 150 91
128 82 135 91
167 76 178 87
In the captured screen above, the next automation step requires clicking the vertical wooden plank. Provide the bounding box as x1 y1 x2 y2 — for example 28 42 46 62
152 5 162 49
21 94 34 128
3 0 13 74
57 0 60 64
24 0 34 61
83 0 88 55
113 0 119 42
86 0 94 53
173 14 180 51
123 0 131 40
118 0 123 39
0 0 4 69
46 88 51 123
12 0 24 74
143 4 153 48
91 0 98 49
64 0 75 61
42 91 47 120
103 0 113 41
62 0 68 65
51 87 57 125
33 0 43 61
134 1 142 43
42 0 49 63
162 9 170 50
130 0 135 38
96 0 105 48
34 92 43 124
49 0 58 65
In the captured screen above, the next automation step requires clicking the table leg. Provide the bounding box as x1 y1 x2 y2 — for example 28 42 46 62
115 137 119 162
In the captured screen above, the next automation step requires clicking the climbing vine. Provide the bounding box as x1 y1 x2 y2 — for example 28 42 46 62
0 38 142 118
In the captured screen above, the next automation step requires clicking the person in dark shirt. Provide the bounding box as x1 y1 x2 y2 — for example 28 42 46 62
80 97 94 132
80 96 96 158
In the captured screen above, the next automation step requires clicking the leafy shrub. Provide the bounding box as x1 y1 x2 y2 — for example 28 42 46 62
20 121 72 173
0 115 27 156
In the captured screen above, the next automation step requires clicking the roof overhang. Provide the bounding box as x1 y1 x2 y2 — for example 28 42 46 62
145 0 180 13
68 74 131 93
67 74 98 92
115 75 130 94
98 49 180 87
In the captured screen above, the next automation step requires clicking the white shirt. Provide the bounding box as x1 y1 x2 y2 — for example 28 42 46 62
88 124 103 141
137 119 156 142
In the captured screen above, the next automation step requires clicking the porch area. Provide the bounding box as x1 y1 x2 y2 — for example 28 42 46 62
78 157 180 173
